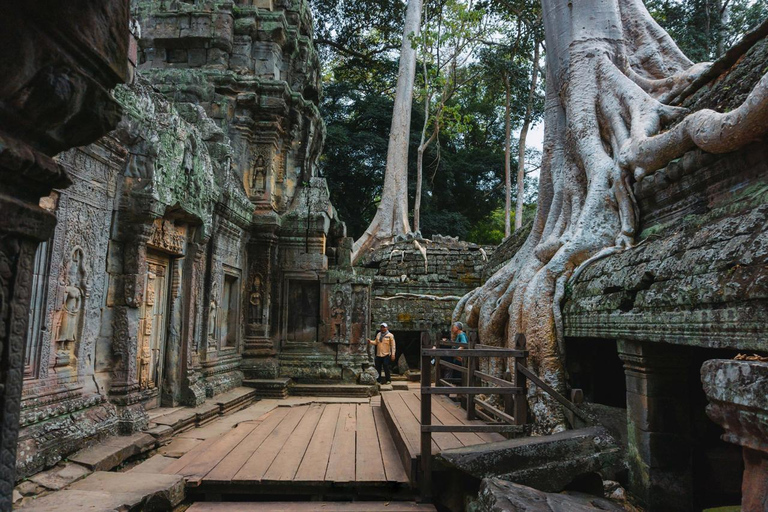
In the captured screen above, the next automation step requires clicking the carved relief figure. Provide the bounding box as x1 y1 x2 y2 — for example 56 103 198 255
139 269 156 389
208 281 219 348
250 154 266 193
249 273 263 325
330 290 347 341
54 248 88 368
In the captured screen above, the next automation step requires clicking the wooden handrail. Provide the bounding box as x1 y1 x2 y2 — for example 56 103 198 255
438 360 467 373
422 386 523 395
421 331 584 502
475 370 520 388
516 364 589 422
422 348 527 357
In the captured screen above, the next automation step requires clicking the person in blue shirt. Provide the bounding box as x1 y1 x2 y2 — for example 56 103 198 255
452 322 468 345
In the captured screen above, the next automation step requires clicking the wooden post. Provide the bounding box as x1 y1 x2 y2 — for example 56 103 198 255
420 331 433 501
467 334 477 420
513 334 528 426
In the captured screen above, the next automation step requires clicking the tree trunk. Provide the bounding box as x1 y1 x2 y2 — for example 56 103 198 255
504 76 512 238
515 40 541 232
353 0 423 260
455 0 768 433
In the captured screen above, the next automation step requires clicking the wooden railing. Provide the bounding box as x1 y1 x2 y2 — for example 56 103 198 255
419 331 529 499
419 330 588 500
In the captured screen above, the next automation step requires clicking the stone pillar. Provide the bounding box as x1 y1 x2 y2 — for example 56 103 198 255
0 2 130 504
702 359 768 512
242 217 281 379
618 340 693 511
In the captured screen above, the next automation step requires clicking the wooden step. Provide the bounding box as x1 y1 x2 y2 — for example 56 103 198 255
187 502 437 512
290 383 377 398
380 391 506 485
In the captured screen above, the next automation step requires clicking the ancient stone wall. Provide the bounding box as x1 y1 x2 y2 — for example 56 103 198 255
562 39 768 351
359 236 492 369
0 0 131 501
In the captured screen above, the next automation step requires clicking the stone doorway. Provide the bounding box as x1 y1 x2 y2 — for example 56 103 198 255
139 252 172 409
393 330 422 373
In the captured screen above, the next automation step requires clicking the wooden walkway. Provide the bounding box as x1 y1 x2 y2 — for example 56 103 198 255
381 390 505 483
163 402 408 496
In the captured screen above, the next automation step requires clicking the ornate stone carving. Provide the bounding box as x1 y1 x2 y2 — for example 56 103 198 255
330 289 347 343
53 247 90 369
249 273 265 326
148 219 187 255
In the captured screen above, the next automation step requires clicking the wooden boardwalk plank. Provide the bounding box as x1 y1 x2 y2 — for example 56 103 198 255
263 403 325 481
234 406 309 482
294 403 341 482
324 403 357 482
400 391 462 453
162 436 220 475
204 407 291 482
355 403 386 482
435 393 504 443
382 392 422 456
372 405 408 483
176 422 262 479
413 393 485 447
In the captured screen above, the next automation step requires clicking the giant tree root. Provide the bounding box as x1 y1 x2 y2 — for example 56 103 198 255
455 0 768 433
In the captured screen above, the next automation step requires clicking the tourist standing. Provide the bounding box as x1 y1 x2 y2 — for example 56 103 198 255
369 323 396 384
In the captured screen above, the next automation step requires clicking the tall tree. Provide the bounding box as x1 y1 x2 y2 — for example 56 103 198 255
353 0 423 260
515 37 541 231
455 0 768 432
413 0 487 233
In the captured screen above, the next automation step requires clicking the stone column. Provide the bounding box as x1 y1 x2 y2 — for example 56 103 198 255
702 359 768 512
242 219 280 379
0 2 130 504
617 340 693 511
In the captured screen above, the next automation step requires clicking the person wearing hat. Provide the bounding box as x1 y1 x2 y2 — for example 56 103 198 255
369 323 396 384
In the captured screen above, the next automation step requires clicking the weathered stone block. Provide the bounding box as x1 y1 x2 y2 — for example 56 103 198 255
471 478 629 512
438 427 624 493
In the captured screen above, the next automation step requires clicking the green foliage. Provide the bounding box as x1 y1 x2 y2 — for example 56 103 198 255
647 0 768 61
315 0 545 244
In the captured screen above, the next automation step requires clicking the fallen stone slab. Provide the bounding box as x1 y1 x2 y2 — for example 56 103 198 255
152 407 197 433
471 478 633 511
194 401 221 426
15 489 138 512
215 386 259 414
28 461 91 491
145 424 174 443
438 426 624 493
127 454 177 474
70 471 185 510
392 382 410 391
69 432 156 472
243 378 291 399
158 437 203 458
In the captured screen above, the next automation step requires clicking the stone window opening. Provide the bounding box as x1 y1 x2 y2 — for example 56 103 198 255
221 273 240 349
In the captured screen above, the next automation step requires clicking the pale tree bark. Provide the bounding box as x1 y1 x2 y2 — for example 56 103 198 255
353 0 423 260
515 40 541 232
504 75 512 238
455 0 768 433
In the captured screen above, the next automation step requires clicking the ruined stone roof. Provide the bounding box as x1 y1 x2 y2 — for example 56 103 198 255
562 31 768 351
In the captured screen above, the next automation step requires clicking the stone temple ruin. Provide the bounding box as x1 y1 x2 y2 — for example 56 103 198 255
0 1 767 512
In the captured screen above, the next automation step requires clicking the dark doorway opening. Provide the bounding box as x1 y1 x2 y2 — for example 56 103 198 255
391 330 422 372
566 337 627 408
687 346 744 510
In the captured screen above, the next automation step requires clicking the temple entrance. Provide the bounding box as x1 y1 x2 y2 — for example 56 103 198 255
139 252 172 408
393 330 422 373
